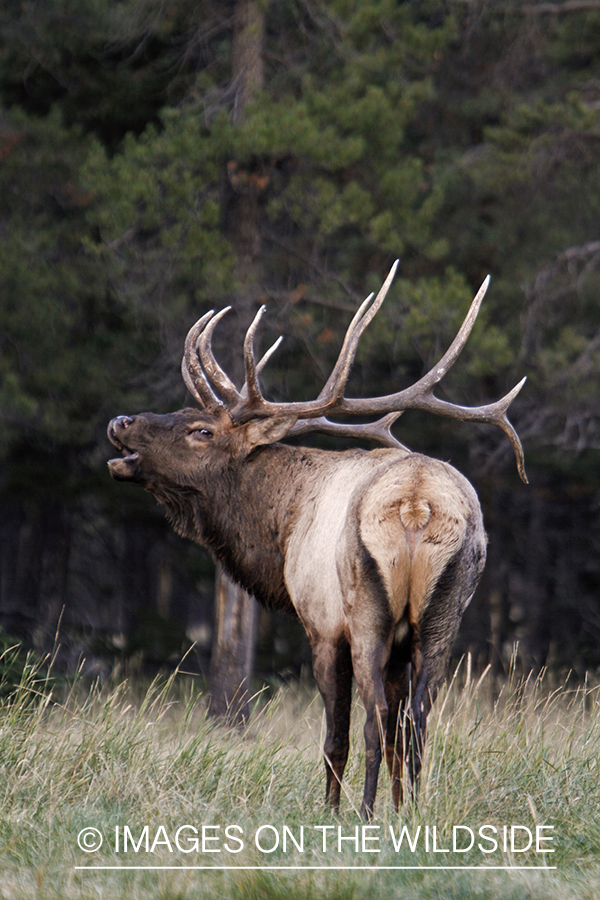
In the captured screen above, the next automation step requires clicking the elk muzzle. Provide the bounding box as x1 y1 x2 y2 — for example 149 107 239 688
107 415 141 480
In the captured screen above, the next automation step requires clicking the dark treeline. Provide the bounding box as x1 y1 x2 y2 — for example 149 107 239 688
1 0 600 682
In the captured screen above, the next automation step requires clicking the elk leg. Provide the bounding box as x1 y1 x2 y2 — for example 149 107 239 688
384 646 411 811
406 629 428 799
351 639 390 820
311 638 353 812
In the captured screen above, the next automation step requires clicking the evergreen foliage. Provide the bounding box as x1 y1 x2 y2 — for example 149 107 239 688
1 0 600 672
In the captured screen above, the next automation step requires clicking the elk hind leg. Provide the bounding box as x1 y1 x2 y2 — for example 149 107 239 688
352 639 391 820
311 638 353 812
406 623 429 800
384 643 411 811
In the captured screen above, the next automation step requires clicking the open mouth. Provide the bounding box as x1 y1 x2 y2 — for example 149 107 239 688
107 419 140 479
108 431 139 461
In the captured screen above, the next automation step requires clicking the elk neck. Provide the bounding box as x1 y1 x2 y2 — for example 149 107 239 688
158 441 345 615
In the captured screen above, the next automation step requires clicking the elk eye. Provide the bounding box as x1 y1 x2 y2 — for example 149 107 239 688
191 428 213 440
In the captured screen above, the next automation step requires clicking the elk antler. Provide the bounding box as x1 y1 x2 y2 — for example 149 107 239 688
182 263 528 482
182 309 283 407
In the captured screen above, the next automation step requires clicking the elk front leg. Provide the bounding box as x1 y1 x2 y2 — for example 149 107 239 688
311 638 353 812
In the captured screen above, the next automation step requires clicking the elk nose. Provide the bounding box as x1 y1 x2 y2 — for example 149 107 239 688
115 415 134 429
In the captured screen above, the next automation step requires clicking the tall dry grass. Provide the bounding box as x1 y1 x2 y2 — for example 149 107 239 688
0 646 598 899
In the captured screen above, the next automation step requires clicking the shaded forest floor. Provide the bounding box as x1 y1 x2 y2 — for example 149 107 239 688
0 653 598 899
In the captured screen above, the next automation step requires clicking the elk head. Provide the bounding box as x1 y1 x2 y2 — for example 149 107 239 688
108 407 296 485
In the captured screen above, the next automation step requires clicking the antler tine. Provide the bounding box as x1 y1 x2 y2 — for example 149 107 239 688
182 311 223 407
197 307 243 405
495 383 528 484
455 377 528 482
414 275 490 394
240 335 283 400
287 411 410 451
242 305 269 410
318 259 400 403
257 335 283 373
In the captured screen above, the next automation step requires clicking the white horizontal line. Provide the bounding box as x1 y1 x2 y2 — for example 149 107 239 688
75 865 557 871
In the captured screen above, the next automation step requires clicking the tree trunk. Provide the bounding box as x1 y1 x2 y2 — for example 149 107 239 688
209 563 260 721
231 0 265 125
208 0 265 724
33 501 72 650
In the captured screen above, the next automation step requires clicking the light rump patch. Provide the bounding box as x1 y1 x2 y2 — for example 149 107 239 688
357 455 474 625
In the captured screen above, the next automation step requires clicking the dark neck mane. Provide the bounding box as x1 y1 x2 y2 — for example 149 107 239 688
150 445 310 615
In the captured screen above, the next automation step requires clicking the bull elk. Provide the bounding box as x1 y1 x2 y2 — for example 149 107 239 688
107 262 527 819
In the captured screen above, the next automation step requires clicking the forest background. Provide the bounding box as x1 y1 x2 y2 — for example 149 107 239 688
1 0 600 694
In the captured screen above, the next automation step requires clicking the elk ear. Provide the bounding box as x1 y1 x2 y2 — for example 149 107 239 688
244 414 298 449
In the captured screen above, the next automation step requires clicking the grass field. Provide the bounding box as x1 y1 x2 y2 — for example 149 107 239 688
0 649 599 899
